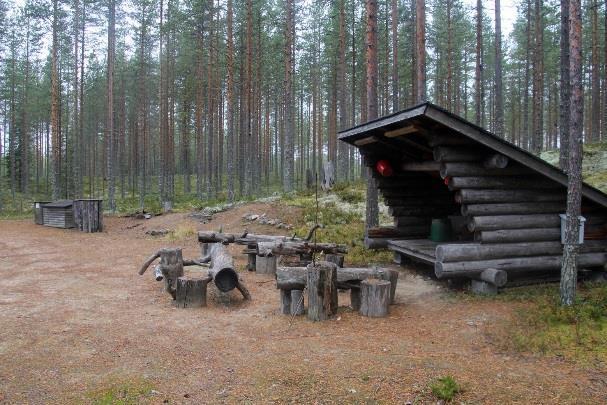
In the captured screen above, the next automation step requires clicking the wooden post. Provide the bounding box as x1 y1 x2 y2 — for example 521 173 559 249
378 269 399 303
306 261 337 321
290 289 305 315
246 245 257 271
280 289 292 314
325 254 345 267
359 279 390 317
174 275 212 308
256 255 277 275
350 288 361 311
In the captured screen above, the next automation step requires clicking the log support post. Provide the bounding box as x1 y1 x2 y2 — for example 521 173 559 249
256 255 277 275
325 254 345 268
306 261 338 321
246 245 257 271
359 279 390 317
175 276 212 308
350 288 361 311
290 289 305 315
470 279 498 296
280 289 292 315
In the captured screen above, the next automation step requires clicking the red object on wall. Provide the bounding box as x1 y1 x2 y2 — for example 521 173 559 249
376 160 393 177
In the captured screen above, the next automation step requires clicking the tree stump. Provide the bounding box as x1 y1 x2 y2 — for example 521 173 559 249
159 248 185 297
280 289 292 315
350 288 361 311
306 261 337 321
290 289 305 315
174 275 212 308
325 254 345 268
256 255 277 275
470 280 498 296
359 279 390 318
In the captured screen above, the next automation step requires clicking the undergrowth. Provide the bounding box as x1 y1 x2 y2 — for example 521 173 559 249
488 282 607 369
285 185 393 266
86 379 154 405
430 376 461 401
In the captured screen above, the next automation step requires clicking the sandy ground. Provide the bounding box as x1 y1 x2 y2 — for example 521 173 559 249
0 202 606 404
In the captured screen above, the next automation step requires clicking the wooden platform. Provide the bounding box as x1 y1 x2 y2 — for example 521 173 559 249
388 239 439 265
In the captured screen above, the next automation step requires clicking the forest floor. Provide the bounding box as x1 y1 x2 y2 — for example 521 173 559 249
1 201 606 404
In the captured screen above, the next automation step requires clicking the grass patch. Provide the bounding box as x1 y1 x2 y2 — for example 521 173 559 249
87 379 154 405
430 376 461 401
166 223 197 241
286 186 393 266
490 282 607 369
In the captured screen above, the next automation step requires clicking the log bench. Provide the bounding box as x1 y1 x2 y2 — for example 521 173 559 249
276 264 398 316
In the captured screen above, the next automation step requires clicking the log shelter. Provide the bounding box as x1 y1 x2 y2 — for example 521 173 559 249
339 102 607 286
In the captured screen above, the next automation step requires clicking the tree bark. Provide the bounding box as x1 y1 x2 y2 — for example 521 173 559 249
415 0 426 102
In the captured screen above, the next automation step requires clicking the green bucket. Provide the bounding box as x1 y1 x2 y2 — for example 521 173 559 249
429 218 452 242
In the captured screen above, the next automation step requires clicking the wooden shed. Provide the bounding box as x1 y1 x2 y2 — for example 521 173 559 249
339 102 607 287
42 200 75 229
73 199 103 233
33 201 52 225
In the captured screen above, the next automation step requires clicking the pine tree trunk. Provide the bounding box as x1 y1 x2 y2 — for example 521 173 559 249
590 0 600 143
226 0 235 202
415 0 426 102
560 0 583 306
107 0 116 212
475 0 483 126
559 0 570 170
494 0 504 138
283 0 295 192
365 0 379 231
50 0 61 200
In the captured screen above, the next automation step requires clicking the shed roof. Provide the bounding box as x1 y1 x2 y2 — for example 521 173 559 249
44 200 74 208
339 102 607 209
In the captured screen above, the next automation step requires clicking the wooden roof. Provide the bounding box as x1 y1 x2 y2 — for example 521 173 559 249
44 200 74 208
339 102 607 209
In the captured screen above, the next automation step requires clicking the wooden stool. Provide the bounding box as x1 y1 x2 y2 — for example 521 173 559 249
359 279 390 318
306 261 337 321
174 275 212 308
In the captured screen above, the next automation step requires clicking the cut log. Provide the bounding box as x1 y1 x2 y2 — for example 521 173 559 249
256 255 277 275
483 153 509 169
154 265 164 281
138 248 185 297
461 202 566 216
433 146 485 162
367 226 430 238
280 289 292 315
475 228 561 243
276 266 398 294
436 240 607 262
401 161 442 171
203 243 250 300
379 269 399 303
388 206 457 217
174 275 212 308
455 189 565 204
359 279 390 317
440 162 533 178
325 254 345 267
256 240 348 257
434 252 607 278
246 245 256 272
290 289 305 315
471 280 497 295
447 176 561 190
477 268 507 287
467 214 561 232
350 288 361 310
306 261 338 321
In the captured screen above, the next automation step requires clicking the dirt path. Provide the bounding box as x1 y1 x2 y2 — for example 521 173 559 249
1 204 605 404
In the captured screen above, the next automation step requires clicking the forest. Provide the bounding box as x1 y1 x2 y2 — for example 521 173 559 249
0 0 605 212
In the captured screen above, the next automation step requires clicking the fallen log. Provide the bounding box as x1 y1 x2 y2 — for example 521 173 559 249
461 202 565 216
467 214 561 232
197 226 320 246
475 228 561 243
455 189 565 204
440 162 533 178
202 243 251 299
139 248 187 298
435 252 607 278
476 268 507 287
436 240 607 262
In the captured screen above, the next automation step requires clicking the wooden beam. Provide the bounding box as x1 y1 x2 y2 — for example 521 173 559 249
354 136 378 146
384 125 418 138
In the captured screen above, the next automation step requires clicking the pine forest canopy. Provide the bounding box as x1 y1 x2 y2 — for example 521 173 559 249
0 0 605 209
